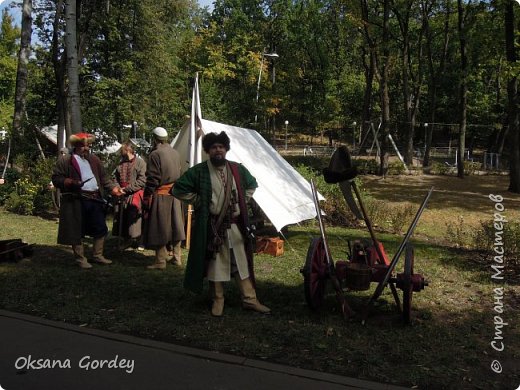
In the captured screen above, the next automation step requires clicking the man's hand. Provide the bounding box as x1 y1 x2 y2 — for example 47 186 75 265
64 178 82 189
143 194 153 210
111 186 125 197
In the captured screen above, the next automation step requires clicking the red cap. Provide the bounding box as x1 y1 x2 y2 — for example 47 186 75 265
69 132 95 146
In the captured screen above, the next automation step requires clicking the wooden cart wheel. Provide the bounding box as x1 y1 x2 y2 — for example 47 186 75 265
402 244 415 324
303 237 329 310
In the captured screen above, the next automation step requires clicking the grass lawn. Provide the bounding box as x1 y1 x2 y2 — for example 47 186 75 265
0 174 519 389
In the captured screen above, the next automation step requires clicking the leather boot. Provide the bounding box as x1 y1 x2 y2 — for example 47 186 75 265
210 281 225 317
147 246 167 269
72 244 92 269
92 237 112 264
167 241 182 266
236 276 271 314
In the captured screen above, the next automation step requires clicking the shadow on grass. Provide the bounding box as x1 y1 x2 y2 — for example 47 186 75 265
0 234 518 389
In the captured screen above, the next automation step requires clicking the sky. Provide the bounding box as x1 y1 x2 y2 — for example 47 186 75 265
0 0 214 9
0 0 214 25
198 0 215 10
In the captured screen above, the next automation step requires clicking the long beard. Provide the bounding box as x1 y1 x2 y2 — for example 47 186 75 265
210 156 226 167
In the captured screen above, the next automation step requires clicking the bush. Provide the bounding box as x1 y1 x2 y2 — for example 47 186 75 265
387 160 406 175
464 161 481 175
0 168 20 205
284 155 329 172
4 192 35 215
2 155 55 215
360 194 390 228
430 162 452 175
356 159 378 175
444 215 473 248
388 203 416 234
294 164 359 227
473 220 520 271
293 163 416 233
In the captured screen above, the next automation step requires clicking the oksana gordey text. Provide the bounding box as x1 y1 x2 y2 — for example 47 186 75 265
15 355 135 374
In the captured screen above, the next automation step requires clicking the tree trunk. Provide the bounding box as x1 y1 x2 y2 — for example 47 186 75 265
53 0 69 151
11 0 32 137
379 0 391 176
65 0 82 133
394 1 413 165
423 0 450 168
457 0 468 179
505 0 520 193
360 0 377 153
402 32 413 165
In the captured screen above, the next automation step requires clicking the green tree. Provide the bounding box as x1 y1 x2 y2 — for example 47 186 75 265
505 0 519 192
0 9 19 131
12 0 33 138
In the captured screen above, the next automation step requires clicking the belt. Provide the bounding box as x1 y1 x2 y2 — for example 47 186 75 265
81 190 101 200
156 183 173 196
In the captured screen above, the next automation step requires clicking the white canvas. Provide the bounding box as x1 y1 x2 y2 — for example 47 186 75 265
172 118 323 232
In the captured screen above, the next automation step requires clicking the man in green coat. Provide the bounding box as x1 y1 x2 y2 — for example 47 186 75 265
172 131 270 317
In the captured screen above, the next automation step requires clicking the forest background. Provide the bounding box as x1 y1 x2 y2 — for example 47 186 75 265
0 2 519 388
0 0 519 192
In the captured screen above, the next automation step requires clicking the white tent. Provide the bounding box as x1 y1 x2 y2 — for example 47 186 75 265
171 118 322 232
39 125 65 146
38 125 121 154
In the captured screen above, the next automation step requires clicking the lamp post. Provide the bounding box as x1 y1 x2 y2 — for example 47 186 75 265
284 120 289 150
255 51 279 127
352 121 357 148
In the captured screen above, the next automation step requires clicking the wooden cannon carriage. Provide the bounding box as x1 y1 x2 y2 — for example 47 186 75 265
300 146 432 324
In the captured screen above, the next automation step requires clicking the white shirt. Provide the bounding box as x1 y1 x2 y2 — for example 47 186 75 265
73 154 99 191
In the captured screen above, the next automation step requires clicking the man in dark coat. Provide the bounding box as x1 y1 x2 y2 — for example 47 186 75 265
113 141 146 247
52 132 123 269
172 131 270 317
142 127 185 269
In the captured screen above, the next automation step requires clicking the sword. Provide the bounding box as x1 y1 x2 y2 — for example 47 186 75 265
117 195 125 250
80 177 94 186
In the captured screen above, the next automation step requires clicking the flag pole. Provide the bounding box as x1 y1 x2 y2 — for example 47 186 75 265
185 73 202 250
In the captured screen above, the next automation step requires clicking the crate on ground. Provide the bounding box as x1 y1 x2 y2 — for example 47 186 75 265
255 236 284 257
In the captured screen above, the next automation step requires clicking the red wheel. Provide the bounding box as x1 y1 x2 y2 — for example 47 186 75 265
402 245 415 324
302 237 329 310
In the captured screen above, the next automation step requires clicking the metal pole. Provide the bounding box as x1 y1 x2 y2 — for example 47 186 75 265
255 55 265 124
352 122 357 149
284 121 288 150
272 63 276 146
310 179 352 319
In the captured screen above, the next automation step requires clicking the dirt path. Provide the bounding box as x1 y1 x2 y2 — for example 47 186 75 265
361 174 520 240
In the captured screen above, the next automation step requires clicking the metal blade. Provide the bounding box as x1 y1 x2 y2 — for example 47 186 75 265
339 181 363 220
